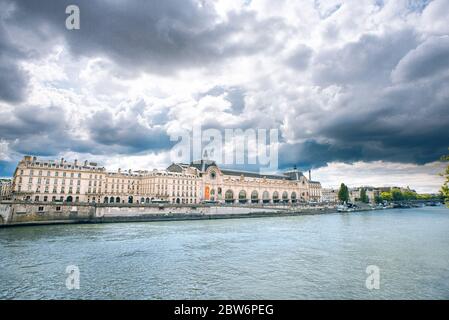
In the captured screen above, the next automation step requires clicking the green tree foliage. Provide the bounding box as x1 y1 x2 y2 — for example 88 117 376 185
380 192 392 201
360 188 369 203
338 183 349 203
402 190 418 200
391 188 404 201
441 150 449 206
380 189 440 202
374 195 383 204
416 194 433 200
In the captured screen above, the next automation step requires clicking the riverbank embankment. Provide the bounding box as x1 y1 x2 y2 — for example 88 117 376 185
0 201 387 227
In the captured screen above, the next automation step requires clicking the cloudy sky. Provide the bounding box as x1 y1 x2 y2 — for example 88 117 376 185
0 0 448 192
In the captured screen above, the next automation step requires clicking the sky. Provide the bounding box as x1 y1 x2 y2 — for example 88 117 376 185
0 0 448 192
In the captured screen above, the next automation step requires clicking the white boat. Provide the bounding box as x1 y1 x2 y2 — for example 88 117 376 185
337 205 353 212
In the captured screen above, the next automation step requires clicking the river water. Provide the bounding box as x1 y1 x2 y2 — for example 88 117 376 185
1 206 448 299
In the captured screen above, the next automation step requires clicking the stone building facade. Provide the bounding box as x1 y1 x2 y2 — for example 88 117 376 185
11 156 322 204
349 187 379 203
321 188 338 203
0 179 12 200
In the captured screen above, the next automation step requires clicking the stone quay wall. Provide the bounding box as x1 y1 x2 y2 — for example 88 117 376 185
1 201 315 227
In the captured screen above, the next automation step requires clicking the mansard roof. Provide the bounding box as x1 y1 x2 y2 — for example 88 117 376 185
169 160 310 182
189 160 217 172
166 163 186 173
219 169 291 180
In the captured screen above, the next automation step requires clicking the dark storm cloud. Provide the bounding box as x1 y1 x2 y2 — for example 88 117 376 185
0 0 447 172
278 140 364 169
273 27 449 169
312 30 418 86
282 71 449 168
392 36 449 82
7 0 279 75
326 74 448 162
0 19 28 102
0 63 28 102
0 105 66 139
0 105 82 156
86 109 173 152
0 103 173 157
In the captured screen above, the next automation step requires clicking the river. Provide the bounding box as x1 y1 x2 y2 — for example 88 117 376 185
1 206 448 299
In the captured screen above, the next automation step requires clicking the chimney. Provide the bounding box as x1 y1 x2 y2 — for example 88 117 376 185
60 157 64 164
201 160 206 172
308 169 311 181
84 160 88 166
74 159 78 166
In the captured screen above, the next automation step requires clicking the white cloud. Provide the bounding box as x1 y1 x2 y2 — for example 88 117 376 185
0 0 448 192
0 139 11 161
419 0 449 35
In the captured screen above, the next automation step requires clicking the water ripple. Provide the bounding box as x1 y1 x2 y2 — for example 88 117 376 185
1 206 448 299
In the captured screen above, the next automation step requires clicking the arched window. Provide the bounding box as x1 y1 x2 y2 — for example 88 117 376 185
116 197 120 203
251 190 259 203
128 196 133 204
273 191 279 203
110 197 114 203
104 197 108 203
262 191 270 203
141 197 145 203
291 192 297 203
282 191 289 203
225 190 234 204
239 190 247 203
66 196 73 203
146 198 150 204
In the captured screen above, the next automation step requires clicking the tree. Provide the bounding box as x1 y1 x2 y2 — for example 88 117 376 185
391 188 404 201
374 195 383 204
380 192 392 202
338 183 349 203
441 149 449 206
360 188 369 203
403 190 418 200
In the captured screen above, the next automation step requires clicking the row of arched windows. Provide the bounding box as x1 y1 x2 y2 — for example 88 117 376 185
223 190 298 203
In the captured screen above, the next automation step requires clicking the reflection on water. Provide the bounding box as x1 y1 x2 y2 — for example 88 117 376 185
1 206 449 299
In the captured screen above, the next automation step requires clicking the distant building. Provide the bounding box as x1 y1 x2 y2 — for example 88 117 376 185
348 186 418 203
11 156 322 204
348 186 378 203
321 188 338 203
0 178 12 200
308 181 322 202
376 186 416 194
